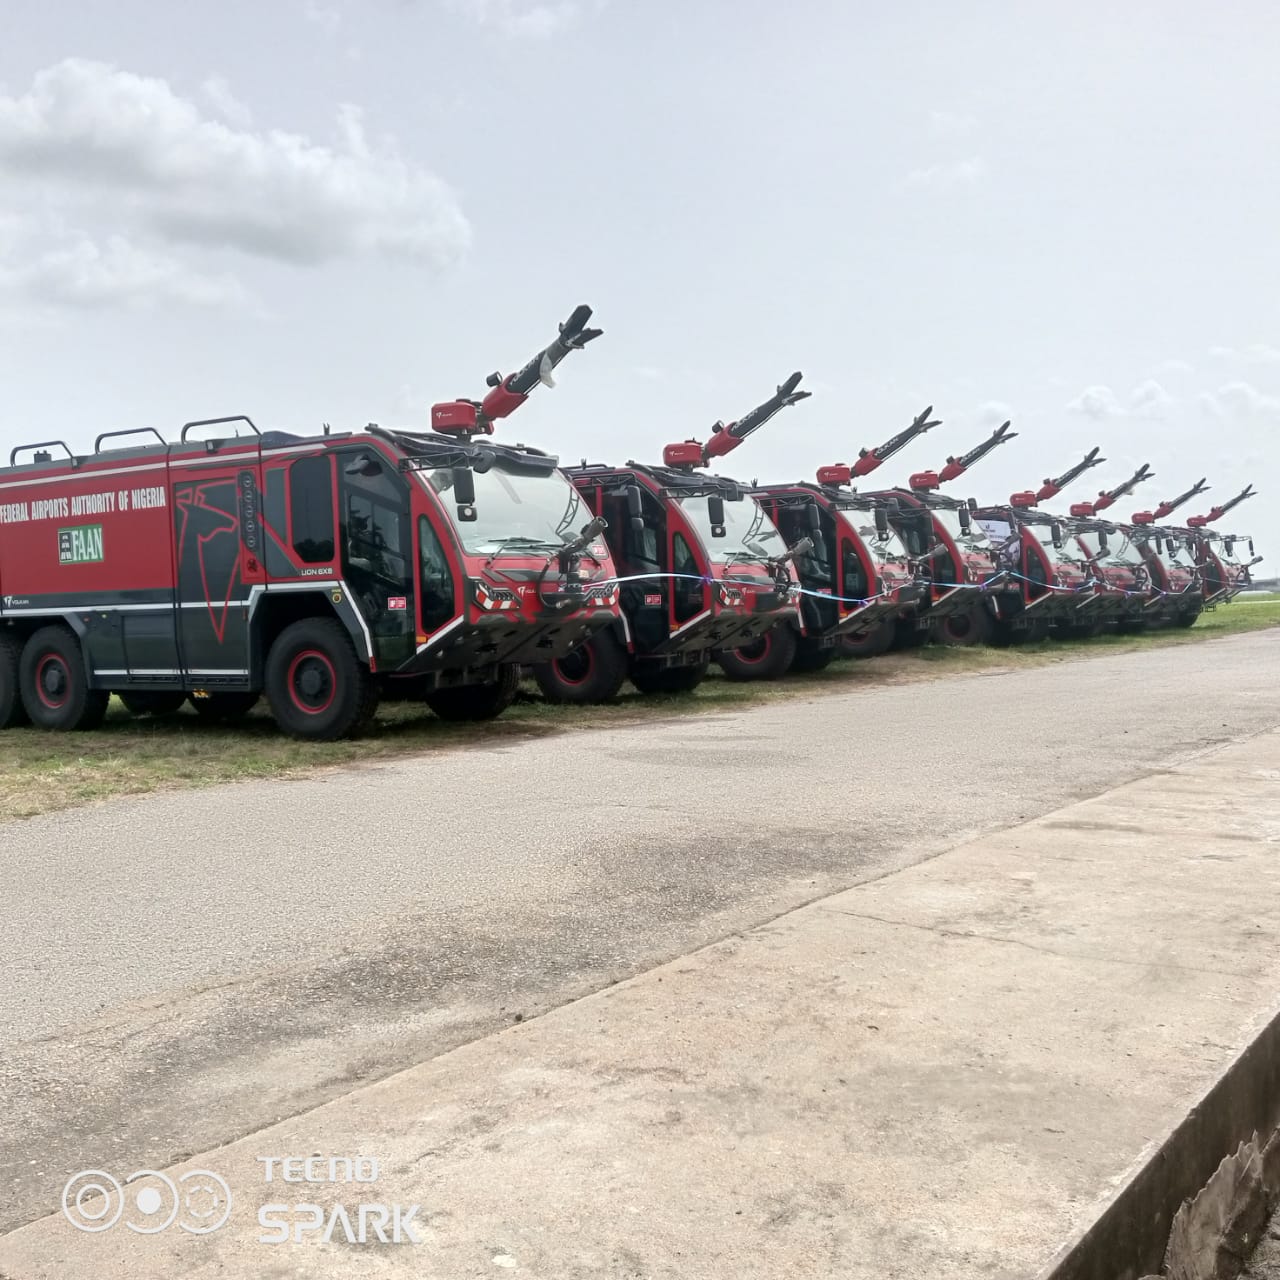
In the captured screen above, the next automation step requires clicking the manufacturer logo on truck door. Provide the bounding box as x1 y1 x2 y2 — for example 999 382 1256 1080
58 524 104 564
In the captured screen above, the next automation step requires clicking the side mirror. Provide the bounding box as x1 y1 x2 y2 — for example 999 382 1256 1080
1098 529 1109 553
967 497 977 511
452 466 477 522
625 483 643 519
1051 520 1064 548
629 515 646 541
958 505 972 534
1154 536 1164 554
707 494 726 539
344 453 382 478
873 506 890 539
1225 538 1235 555
1249 539 1255 556
806 500 822 535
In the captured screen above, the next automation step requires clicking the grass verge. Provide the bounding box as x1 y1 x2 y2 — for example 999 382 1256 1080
2 601 1277 823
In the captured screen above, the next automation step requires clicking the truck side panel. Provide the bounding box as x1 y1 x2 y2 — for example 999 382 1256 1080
0 456 179 684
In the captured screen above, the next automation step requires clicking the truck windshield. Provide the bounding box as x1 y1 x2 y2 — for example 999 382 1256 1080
1078 529 1144 567
677 495 786 563
426 464 591 555
1024 527 1091 570
933 507 993 554
839 511 913 572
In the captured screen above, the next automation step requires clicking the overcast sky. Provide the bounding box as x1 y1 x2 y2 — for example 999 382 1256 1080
1 1 1275 554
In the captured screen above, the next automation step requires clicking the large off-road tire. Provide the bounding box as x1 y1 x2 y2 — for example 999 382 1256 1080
189 692 261 723
265 618 378 740
533 630 628 704
790 636 836 672
716 624 798 682
1115 617 1148 635
1173 605 1204 629
120 691 187 717
425 664 520 722
0 632 29 729
989 615 1047 647
629 659 709 695
839 619 895 659
19 625 109 731
891 617 933 650
937 607 994 647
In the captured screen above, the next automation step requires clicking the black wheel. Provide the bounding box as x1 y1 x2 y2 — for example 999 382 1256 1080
425 664 520 722
119 691 187 717
629 659 709 695
1115 617 1147 635
19 626 108 731
1173 605 1203 629
533 630 628 704
891 617 933 650
189 692 261 723
938 606 994 647
716 624 797 681
0 632 29 729
265 618 378 740
839 619 895 659
790 636 836 672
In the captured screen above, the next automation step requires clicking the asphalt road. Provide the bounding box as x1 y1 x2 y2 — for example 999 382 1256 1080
3 631 1279 1233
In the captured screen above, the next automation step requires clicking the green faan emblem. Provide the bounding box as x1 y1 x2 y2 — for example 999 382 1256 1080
58 524 104 565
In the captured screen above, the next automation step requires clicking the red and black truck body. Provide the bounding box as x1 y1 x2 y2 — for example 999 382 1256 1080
1186 487 1261 605
0 307 623 738
533 375 810 700
750 480 925 664
972 449 1116 642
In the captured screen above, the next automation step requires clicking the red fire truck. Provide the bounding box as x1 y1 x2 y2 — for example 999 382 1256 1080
0 307 622 740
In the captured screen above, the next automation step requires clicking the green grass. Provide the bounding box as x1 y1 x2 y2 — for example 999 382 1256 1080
2 600 1277 823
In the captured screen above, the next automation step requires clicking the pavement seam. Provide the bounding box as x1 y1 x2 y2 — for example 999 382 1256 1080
813 906 1261 979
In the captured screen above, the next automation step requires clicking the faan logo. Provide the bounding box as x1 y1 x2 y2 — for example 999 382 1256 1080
58 524 104 565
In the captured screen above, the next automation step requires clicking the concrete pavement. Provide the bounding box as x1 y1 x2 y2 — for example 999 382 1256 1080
3 708 1279 1276
1 630 1279 1269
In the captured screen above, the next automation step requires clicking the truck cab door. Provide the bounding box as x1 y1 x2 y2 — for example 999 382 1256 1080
338 449 415 670
170 454 262 687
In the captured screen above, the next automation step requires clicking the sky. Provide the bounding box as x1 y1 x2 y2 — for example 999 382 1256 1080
1 0 1276 555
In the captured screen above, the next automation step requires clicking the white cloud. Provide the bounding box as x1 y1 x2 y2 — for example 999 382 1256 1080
905 156 987 187
1199 381 1280 420
1209 343 1280 365
0 59 471 269
200 76 253 129
928 110 977 138
1066 380 1176 420
449 0 582 37
974 400 1014 426
0 233 247 310
1128 378 1175 420
1153 358 1194 377
1066 384 1124 419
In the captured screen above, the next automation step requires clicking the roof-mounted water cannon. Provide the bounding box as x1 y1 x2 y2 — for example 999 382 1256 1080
1194 484 1257 525
1069 502 1096 517
1034 446 1105 502
937 420 1017 483
849 405 942 478
663 372 811 470
431 303 603 438
1092 462 1153 511
908 470 940 491
1010 491 1039 508
1131 511 1155 525
816 463 853 487
1153 478 1209 520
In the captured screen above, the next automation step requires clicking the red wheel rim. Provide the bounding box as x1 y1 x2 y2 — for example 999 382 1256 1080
734 634 771 664
286 649 337 715
555 646 595 687
35 653 70 709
